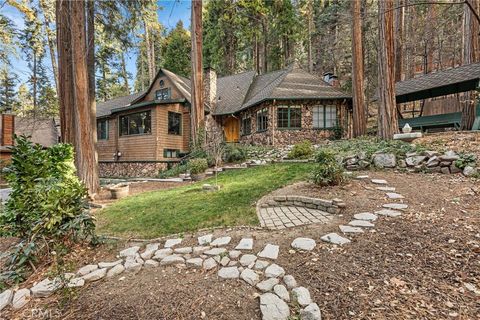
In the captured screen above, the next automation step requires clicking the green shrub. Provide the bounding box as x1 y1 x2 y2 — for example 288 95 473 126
224 144 247 163
311 148 344 186
314 148 337 163
288 140 314 159
454 153 477 169
158 163 188 178
188 158 208 174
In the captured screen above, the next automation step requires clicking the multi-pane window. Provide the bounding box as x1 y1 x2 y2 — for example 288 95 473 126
241 115 251 135
97 119 108 140
256 108 268 132
168 111 182 135
119 111 151 136
164 149 180 158
277 106 302 129
156 88 171 100
313 105 337 128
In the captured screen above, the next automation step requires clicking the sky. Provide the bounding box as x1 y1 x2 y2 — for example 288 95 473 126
2 0 192 91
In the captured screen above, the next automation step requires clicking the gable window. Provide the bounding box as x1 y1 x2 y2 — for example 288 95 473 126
164 149 180 158
241 115 251 135
168 111 182 135
97 119 108 140
156 88 171 100
277 106 302 129
313 105 337 128
119 111 151 136
256 108 268 132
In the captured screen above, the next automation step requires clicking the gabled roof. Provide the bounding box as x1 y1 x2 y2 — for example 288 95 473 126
15 117 59 147
394 62 480 103
97 92 145 117
214 71 256 115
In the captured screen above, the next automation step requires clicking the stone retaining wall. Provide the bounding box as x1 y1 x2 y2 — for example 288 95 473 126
99 162 169 178
260 195 346 214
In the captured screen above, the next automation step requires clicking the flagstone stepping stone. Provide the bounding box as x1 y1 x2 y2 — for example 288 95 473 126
371 179 388 185
210 236 232 247
256 278 280 292
106 264 125 278
353 212 378 221
174 247 193 254
283 275 297 289
376 186 396 191
274 284 290 301
0 289 13 311
339 225 364 233
265 264 285 278
300 303 322 320
198 234 213 245
204 248 227 256
31 278 61 298
220 256 230 266
229 250 242 259
193 246 210 255
348 220 375 227
67 277 85 288
383 203 408 210
386 192 404 199
119 246 140 257
77 264 98 276
160 255 185 266
240 268 259 285
218 267 240 279
254 260 270 270
98 260 123 269
164 238 182 248
235 238 253 250
12 288 30 310
186 258 203 268
153 248 173 260
291 237 316 251
258 244 279 260
144 259 159 268
375 209 402 217
320 233 351 245
292 287 312 307
354 175 369 180
203 257 217 270
82 268 107 282
259 292 290 320
240 254 257 266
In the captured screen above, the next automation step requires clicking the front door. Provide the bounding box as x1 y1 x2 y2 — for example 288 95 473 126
224 116 240 143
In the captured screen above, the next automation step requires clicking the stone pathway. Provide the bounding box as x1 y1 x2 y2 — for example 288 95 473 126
258 206 334 229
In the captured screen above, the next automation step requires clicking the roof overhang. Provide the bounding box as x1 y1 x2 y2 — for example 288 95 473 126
110 99 187 114
396 78 480 103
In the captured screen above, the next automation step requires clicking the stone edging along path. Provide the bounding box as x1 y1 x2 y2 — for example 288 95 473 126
0 175 407 320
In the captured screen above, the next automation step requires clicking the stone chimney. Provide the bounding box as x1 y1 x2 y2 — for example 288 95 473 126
323 72 339 88
1 112 15 146
203 67 217 112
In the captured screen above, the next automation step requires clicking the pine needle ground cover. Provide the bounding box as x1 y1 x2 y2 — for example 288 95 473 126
96 163 314 238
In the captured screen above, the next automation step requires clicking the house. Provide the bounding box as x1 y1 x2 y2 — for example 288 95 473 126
96 64 352 177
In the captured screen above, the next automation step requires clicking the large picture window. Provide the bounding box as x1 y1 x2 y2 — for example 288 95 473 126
277 106 302 129
241 115 251 135
256 108 268 132
313 105 337 128
119 111 151 136
156 88 171 100
97 119 108 140
168 111 182 135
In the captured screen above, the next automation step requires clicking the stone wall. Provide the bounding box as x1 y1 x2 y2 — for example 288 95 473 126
99 161 170 178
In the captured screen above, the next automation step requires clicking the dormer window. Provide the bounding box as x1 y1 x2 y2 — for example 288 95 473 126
156 88 171 100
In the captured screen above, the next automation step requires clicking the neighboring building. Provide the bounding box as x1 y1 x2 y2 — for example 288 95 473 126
96 64 352 177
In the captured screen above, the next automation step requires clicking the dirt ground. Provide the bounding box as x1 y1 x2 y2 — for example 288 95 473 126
3 171 479 319
415 131 480 162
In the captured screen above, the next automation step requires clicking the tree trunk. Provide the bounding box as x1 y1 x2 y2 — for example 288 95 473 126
143 21 154 82
395 0 404 81
351 0 366 137
377 0 399 139
426 4 436 73
461 0 477 130
307 13 313 73
190 0 204 143
120 52 130 93
263 18 268 73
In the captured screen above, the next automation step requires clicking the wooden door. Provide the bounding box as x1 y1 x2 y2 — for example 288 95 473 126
224 116 239 142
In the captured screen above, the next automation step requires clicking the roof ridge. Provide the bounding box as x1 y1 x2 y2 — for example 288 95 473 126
242 67 290 107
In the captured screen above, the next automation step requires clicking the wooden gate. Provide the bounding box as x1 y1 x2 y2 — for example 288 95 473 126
223 116 239 142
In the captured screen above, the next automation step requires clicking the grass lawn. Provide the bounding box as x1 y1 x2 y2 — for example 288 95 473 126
96 163 314 238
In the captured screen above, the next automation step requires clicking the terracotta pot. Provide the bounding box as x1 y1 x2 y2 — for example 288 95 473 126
110 184 129 199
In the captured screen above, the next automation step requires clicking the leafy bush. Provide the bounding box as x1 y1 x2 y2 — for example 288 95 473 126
158 163 188 178
0 136 96 285
311 148 344 186
455 153 477 169
188 158 208 174
331 124 343 140
288 140 314 159
224 144 247 163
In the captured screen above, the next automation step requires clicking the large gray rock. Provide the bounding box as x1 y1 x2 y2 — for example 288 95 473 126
265 264 285 278
240 254 257 266
292 286 312 306
31 278 61 298
119 246 140 258
256 278 280 292
373 153 396 168
274 284 290 301
320 233 351 245
203 257 217 270
353 212 377 221
406 156 426 166
98 260 123 269
106 264 125 278
164 238 182 248
186 258 203 268
210 236 232 247
77 264 98 276
12 288 30 309
235 238 254 250
153 248 173 260
259 292 290 320
124 259 142 273
439 151 459 161
463 166 478 177
0 289 13 311
82 268 107 282
240 268 259 285
291 237 316 251
283 275 297 289
258 244 279 260
218 267 240 279
160 255 185 266
67 277 85 288
197 234 213 245
300 303 322 320
140 243 159 260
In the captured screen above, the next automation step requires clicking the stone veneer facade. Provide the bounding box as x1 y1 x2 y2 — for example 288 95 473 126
99 161 170 178
238 99 350 146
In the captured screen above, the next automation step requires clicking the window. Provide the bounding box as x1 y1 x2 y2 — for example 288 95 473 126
119 111 151 136
241 115 251 135
277 106 302 129
256 108 268 132
168 112 182 135
313 105 337 128
164 149 180 158
97 119 108 140
155 88 171 100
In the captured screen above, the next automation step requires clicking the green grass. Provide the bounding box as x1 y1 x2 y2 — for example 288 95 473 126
96 163 314 238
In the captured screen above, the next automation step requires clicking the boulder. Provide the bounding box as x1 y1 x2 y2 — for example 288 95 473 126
463 166 478 177
300 303 322 320
31 278 61 298
373 153 396 168
259 292 290 320
292 287 312 306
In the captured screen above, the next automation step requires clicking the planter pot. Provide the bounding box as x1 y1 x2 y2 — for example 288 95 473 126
190 173 206 181
110 184 129 199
